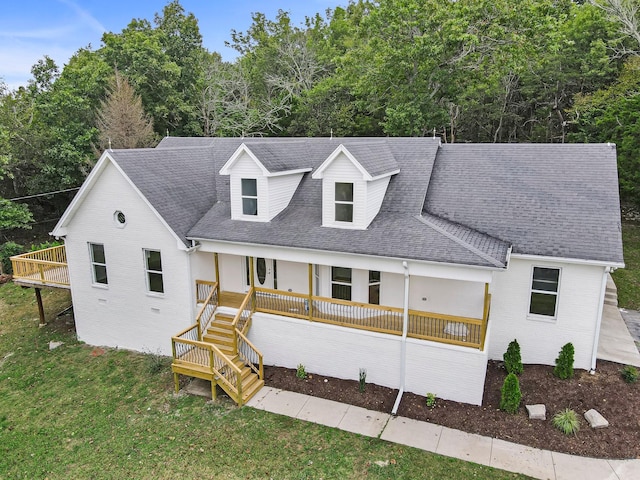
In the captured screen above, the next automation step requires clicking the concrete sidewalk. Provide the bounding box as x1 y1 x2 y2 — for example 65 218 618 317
246 386 640 480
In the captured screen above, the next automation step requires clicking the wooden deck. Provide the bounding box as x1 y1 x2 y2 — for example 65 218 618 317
11 245 70 289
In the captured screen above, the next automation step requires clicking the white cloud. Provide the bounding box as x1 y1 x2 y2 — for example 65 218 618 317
57 0 107 34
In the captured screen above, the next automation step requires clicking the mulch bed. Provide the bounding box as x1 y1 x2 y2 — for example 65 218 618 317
264 360 640 459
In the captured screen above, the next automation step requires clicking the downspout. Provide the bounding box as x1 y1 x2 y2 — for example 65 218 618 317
392 261 410 415
185 240 200 324
590 266 611 373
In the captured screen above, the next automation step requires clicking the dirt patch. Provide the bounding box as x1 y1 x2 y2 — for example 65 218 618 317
264 360 640 459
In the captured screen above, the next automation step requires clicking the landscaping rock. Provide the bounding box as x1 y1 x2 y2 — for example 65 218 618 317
584 409 609 429
49 341 64 350
525 404 546 420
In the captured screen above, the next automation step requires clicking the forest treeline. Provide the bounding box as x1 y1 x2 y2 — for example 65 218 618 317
1 0 640 236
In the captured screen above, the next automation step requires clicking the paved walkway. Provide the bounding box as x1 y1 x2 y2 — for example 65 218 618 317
243 386 640 480
597 305 640 367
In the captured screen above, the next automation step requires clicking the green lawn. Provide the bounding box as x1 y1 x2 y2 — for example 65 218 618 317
0 282 528 479
612 223 640 309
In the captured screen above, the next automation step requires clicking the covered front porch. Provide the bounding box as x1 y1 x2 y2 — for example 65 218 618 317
193 251 492 351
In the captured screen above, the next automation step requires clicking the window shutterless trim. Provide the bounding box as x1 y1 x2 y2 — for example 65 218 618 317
89 242 108 285
144 249 164 294
527 266 560 319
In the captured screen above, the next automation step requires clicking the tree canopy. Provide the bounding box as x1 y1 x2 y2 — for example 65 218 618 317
1 0 639 220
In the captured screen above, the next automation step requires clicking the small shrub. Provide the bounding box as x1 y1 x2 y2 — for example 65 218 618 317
146 349 169 374
296 363 307 379
553 408 580 435
426 392 437 408
621 365 638 384
358 368 367 393
554 343 575 379
500 373 521 414
503 339 523 375
0 241 24 275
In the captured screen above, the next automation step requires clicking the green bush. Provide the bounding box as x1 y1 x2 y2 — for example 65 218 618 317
296 363 307 379
426 392 437 408
554 343 575 379
621 365 638 383
0 241 25 275
503 339 523 375
500 373 521 414
553 408 580 435
29 240 62 252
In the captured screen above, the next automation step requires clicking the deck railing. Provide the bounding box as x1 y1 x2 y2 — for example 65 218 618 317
237 329 263 379
11 245 70 287
171 324 243 402
194 281 219 339
231 287 255 335
254 287 490 350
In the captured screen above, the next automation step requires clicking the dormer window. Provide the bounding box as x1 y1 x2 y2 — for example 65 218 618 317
241 178 258 216
335 182 354 222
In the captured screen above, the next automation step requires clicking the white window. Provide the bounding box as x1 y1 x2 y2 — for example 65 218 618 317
529 267 560 317
331 266 352 301
89 243 107 285
369 270 380 305
241 178 258 216
335 182 353 222
144 249 164 294
314 264 320 296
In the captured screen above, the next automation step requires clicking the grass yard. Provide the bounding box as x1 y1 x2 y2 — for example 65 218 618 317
0 282 528 480
612 223 640 309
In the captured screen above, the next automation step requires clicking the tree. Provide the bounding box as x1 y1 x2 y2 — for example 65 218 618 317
590 0 640 54
97 71 155 149
0 198 33 231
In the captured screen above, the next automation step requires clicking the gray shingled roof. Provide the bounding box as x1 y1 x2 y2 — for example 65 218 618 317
239 140 315 173
108 147 216 245
424 143 624 264
337 141 399 178
107 137 623 267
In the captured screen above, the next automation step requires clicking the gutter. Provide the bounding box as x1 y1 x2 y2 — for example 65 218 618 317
590 266 611 373
392 261 410 415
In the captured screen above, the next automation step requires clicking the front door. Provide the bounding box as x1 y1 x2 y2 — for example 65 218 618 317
245 257 276 291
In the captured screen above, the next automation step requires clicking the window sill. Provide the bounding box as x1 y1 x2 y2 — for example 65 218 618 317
91 283 109 290
526 313 557 324
146 291 165 299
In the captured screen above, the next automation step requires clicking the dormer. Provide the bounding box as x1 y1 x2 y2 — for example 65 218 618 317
312 142 400 230
220 142 312 222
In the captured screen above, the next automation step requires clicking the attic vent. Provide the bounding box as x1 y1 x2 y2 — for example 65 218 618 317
114 210 127 227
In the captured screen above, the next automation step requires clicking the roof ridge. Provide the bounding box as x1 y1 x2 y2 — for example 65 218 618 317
415 214 507 268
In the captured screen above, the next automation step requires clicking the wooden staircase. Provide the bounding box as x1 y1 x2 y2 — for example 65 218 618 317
203 313 264 404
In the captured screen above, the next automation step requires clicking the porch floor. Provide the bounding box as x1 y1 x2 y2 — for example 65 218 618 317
219 291 247 309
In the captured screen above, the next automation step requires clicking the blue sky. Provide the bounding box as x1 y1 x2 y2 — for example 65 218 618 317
0 0 345 90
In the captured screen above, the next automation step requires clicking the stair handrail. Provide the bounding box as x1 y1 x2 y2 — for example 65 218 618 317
171 334 243 401
231 287 254 331
194 281 219 340
235 328 264 380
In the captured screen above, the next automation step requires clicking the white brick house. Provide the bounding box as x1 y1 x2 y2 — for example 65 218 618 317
41 137 623 406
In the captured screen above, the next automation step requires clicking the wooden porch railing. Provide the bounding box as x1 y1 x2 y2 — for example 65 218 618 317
194 280 219 339
237 329 263 380
231 286 255 335
171 324 244 404
253 287 490 350
10 245 70 288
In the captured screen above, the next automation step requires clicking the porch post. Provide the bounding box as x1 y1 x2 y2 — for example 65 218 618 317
214 253 220 284
480 283 490 351
35 288 46 326
249 257 255 289
308 264 313 321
